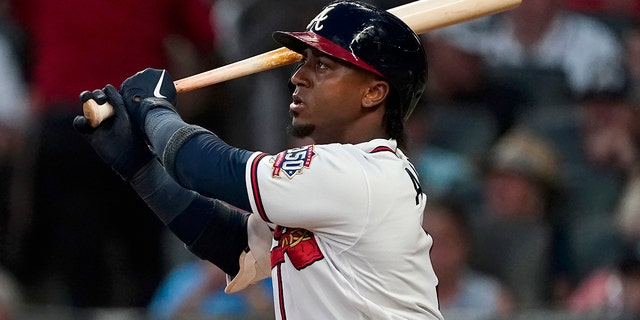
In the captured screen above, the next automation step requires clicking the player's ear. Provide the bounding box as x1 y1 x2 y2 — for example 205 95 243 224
362 80 389 109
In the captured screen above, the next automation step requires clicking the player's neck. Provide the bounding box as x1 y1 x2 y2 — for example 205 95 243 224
347 107 388 144
333 116 388 145
341 124 388 145
309 106 387 144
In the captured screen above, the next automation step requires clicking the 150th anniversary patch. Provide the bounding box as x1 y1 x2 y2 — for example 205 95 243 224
272 145 316 179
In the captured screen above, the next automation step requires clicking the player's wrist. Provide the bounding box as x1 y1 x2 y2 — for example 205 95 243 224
119 68 178 133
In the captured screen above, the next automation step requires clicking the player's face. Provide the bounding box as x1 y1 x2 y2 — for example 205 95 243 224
288 48 383 144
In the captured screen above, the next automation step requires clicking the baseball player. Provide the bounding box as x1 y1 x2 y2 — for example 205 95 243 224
74 1 442 319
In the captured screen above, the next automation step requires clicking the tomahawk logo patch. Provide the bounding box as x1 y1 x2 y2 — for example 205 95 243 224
272 145 316 179
271 226 324 270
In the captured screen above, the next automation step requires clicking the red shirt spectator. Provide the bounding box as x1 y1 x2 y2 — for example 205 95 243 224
12 0 215 110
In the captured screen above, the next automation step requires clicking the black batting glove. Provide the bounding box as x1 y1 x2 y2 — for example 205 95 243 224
73 84 155 181
120 68 178 133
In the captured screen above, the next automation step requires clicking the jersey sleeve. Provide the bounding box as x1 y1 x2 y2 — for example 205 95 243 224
244 144 371 234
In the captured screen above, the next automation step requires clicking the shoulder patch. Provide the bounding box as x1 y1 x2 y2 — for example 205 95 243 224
271 145 316 179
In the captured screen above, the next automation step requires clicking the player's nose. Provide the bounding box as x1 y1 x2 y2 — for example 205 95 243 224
290 64 311 90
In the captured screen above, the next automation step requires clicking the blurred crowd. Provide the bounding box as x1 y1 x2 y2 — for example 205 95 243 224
411 0 640 318
0 0 639 319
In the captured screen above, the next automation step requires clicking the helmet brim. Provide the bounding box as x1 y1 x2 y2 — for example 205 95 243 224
273 31 383 78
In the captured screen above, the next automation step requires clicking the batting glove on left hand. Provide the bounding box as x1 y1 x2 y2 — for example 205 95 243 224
73 84 155 181
120 68 178 132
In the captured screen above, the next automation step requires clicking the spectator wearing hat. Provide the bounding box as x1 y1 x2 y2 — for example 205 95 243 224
467 128 571 310
405 21 530 210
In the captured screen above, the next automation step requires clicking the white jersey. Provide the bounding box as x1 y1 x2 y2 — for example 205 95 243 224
244 138 443 320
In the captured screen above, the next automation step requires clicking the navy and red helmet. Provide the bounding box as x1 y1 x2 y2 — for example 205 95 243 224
273 0 427 122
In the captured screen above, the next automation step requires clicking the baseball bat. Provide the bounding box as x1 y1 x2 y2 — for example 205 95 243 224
83 0 521 127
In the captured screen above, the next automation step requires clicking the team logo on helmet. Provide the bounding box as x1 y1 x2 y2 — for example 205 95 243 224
307 6 334 31
271 145 316 179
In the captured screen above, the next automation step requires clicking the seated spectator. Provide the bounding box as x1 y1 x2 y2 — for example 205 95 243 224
405 20 530 209
468 128 571 309
422 20 529 143
518 69 636 284
423 199 514 319
562 83 640 314
475 0 627 105
566 241 640 319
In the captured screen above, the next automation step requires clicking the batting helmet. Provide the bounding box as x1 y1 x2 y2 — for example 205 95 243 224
272 0 427 122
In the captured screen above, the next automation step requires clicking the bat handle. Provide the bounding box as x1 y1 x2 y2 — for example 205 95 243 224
83 99 115 128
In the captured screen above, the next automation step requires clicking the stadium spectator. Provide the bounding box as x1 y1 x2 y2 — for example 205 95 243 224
468 128 571 309
566 241 640 319
422 21 529 139
423 199 514 319
475 0 627 105
8 0 217 308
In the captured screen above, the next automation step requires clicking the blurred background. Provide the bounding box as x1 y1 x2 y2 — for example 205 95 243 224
1 0 639 319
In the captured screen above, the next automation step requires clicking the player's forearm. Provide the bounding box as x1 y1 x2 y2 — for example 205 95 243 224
144 108 253 211
129 159 207 243
129 159 248 275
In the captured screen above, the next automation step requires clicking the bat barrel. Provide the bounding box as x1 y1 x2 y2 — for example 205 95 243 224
393 0 522 34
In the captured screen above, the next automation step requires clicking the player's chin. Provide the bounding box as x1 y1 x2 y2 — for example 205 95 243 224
287 123 315 139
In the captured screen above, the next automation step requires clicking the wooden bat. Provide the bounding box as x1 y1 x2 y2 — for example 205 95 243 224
83 0 521 127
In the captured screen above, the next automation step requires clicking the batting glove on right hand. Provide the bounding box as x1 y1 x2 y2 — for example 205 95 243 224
120 68 178 133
